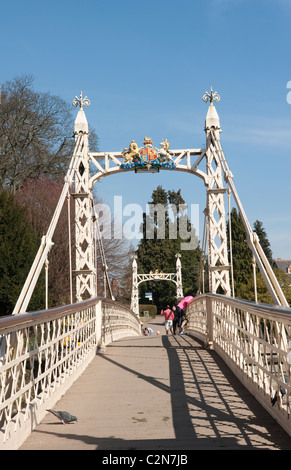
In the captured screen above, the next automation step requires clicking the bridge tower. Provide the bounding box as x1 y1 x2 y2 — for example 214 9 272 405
72 93 97 301
12 88 288 316
203 88 231 296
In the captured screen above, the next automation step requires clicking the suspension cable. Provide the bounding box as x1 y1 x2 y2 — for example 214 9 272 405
67 191 73 304
209 129 288 307
92 203 114 300
45 258 49 309
228 186 235 297
198 211 208 294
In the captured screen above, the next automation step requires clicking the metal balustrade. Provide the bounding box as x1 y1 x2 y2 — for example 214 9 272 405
102 299 142 345
187 294 291 436
2 292 291 448
0 298 141 449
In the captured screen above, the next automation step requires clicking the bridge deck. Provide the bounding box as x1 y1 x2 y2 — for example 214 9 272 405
20 317 291 451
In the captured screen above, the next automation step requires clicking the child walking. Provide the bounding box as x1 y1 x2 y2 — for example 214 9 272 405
161 305 174 335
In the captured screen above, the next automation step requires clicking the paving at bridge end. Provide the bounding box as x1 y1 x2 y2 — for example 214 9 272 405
20 317 291 451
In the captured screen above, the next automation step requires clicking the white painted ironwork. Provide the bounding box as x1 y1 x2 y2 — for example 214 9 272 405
205 112 231 296
5 87 291 451
186 294 291 436
92 204 114 299
102 299 141 344
202 86 220 105
85 92 234 299
208 128 288 307
12 94 105 313
12 88 288 315
130 254 183 315
0 298 141 449
175 253 184 298
72 91 91 109
89 148 208 188
130 254 139 315
12 133 85 314
73 98 97 301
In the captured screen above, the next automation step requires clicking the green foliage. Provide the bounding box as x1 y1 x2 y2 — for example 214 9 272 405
227 208 252 297
253 220 273 265
227 208 291 306
0 190 44 315
0 76 100 312
136 185 201 311
238 271 272 303
238 269 291 305
274 269 291 305
139 304 157 317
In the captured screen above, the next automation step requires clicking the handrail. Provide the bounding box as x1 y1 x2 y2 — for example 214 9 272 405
0 297 103 330
0 297 140 332
186 293 291 436
0 297 141 450
191 293 291 318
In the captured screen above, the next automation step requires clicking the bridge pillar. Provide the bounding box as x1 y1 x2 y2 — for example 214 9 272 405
176 254 183 298
72 93 97 301
131 255 139 315
203 89 231 296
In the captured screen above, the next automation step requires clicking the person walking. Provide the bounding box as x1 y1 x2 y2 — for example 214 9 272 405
172 305 179 335
161 305 174 335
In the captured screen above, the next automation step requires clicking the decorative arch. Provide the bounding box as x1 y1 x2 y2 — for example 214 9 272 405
130 253 183 316
12 89 289 314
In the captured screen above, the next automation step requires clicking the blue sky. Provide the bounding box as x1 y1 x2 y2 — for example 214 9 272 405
1 0 291 259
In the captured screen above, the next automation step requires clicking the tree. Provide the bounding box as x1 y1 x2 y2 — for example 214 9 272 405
239 269 291 305
15 177 134 307
94 205 135 302
103 243 136 305
253 220 273 265
0 190 44 315
274 269 291 306
0 75 98 193
136 185 201 310
227 209 290 305
227 208 252 298
15 176 75 307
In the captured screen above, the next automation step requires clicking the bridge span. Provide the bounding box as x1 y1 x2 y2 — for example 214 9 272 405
2 91 291 453
19 315 291 451
2 294 291 451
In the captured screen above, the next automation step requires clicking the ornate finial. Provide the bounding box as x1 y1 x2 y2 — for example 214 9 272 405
202 86 220 105
72 91 91 109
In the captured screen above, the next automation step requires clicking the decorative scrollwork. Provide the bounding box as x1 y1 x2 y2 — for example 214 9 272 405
72 91 91 109
202 86 220 104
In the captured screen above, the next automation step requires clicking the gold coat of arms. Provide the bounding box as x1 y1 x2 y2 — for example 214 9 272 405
121 137 175 171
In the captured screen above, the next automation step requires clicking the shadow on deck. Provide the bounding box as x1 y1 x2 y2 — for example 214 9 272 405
20 318 291 451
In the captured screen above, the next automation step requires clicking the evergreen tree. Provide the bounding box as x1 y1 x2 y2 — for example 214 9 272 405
227 209 289 304
0 190 44 315
136 185 201 310
227 208 252 298
239 269 291 305
253 220 273 265
273 269 291 306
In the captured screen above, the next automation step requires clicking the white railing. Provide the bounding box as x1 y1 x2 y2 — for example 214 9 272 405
0 298 141 449
187 294 291 436
102 299 141 345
